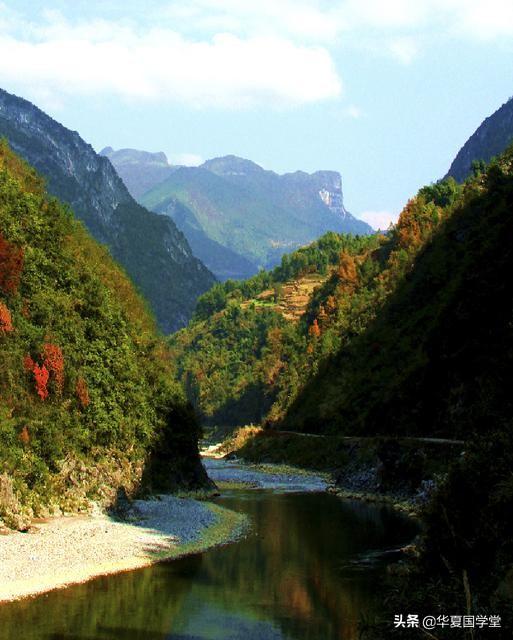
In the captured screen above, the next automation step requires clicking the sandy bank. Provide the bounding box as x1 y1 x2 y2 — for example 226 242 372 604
0 495 247 604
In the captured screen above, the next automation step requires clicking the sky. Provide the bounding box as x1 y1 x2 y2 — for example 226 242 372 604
1 1 513 229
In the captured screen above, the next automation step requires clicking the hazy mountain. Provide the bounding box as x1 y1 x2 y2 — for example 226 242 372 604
445 96 513 182
105 148 373 281
100 147 177 199
0 89 215 332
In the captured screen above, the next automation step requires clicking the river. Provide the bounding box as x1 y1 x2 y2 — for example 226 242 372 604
0 459 417 640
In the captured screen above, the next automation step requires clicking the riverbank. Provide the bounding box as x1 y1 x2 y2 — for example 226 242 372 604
203 456 329 492
0 494 247 604
211 427 465 515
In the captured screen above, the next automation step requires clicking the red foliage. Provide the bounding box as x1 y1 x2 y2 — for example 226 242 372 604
42 343 64 393
0 234 24 295
33 364 49 400
75 376 90 408
0 301 13 333
23 343 64 399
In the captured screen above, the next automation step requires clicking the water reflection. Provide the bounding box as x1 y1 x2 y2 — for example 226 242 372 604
0 491 417 640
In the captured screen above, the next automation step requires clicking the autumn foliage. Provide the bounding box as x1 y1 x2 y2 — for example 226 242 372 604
23 344 64 400
75 376 90 408
42 343 64 393
0 301 13 333
32 364 50 400
0 233 24 295
308 319 321 339
19 426 30 446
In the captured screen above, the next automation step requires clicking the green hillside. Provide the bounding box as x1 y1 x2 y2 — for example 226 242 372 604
0 142 207 529
282 153 512 439
169 232 379 426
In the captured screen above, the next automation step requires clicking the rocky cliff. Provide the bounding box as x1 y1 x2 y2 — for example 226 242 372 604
0 88 215 332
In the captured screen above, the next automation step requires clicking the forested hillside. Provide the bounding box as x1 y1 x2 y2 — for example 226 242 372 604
0 142 207 530
170 232 380 426
0 89 215 333
283 154 512 439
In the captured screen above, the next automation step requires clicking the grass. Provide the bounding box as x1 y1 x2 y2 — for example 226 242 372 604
149 502 250 562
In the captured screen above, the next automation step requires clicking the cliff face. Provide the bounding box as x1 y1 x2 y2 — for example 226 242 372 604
0 89 215 333
444 96 513 182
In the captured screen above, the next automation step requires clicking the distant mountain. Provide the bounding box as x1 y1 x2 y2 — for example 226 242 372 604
104 149 373 281
99 147 177 199
0 89 215 333
445 96 513 182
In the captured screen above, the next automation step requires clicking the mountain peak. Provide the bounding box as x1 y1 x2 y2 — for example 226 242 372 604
101 147 170 168
202 155 265 176
444 96 513 182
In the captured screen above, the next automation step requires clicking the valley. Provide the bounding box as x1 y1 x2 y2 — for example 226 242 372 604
1 75 513 640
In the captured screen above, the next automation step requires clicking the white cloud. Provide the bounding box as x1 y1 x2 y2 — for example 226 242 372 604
160 0 340 41
0 16 342 109
344 104 362 118
172 153 204 166
358 210 398 230
1 0 512 113
451 0 513 40
161 1 513 52
388 37 418 64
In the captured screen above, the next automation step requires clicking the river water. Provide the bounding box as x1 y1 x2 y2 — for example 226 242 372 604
0 462 417 640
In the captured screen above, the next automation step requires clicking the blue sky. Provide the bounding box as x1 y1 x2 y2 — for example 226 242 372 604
1 1 512 228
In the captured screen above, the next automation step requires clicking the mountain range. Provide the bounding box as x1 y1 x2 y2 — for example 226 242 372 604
0 88 215 333
102 147 373 281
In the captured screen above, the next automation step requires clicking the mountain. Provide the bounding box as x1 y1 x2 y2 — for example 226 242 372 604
444 96 513 182
0 142 208 529
283 150 513 439
172 145 513 437
0 89 215 333
99 147 177 199
104 148 373 281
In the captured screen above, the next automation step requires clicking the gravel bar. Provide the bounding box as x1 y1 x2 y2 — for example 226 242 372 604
0 495 243 604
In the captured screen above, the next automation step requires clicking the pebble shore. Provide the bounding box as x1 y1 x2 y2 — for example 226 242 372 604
0 494 246 603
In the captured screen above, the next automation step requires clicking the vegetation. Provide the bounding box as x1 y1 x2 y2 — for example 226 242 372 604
0 88 215 334
0 141 205 529
173 146 513 633
170 232 380 426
